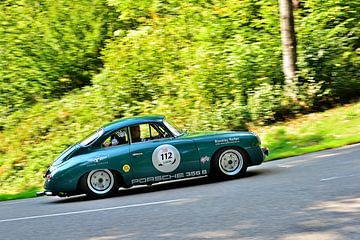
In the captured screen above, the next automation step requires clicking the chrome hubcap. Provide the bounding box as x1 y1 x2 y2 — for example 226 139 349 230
87 169 114 194
219 150 243 176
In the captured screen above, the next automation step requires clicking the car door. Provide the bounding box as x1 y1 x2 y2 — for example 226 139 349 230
129 123 201 184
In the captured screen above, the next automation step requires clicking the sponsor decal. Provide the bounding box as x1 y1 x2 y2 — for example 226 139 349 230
200 156 210 164
91 155 108 163
214 137 240 145
86 155 109 167
122 164 131 173
131 170 208 184
152 144 181 173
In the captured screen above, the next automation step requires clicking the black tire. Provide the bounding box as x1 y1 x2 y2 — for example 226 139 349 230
211 147 248 179
80 169 120 198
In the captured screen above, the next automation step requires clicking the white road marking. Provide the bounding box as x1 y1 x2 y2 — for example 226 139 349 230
313 153 340 159
320 174 360 181
0 198 187 223
276 158 314 168
278 164 296 168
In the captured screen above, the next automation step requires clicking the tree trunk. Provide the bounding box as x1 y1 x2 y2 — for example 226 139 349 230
279 0 297 96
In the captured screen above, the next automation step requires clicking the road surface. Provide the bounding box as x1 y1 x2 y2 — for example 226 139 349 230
1 144 359 240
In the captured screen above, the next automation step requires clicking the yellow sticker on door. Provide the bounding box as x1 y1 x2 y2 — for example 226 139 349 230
122 164 131 173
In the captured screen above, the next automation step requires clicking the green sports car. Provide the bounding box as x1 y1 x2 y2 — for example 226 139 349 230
38 115 269 198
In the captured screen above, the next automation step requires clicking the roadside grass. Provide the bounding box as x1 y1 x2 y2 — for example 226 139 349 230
0 187 41 201
251 101 360 160
0 101 359 201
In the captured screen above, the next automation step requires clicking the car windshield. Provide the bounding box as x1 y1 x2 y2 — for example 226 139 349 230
80 128 104 147
163 120 182 137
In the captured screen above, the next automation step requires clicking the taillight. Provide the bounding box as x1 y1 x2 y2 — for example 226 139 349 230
46 174 52 180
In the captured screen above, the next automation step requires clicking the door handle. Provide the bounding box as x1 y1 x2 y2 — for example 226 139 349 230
132 152 143 157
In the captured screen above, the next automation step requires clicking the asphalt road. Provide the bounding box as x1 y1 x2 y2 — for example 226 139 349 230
1 144 359 240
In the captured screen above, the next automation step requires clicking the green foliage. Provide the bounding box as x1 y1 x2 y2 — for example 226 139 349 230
296 0 360 104
248 83 286 124
0 87 115 193
100 0 284 126
0 0 118 117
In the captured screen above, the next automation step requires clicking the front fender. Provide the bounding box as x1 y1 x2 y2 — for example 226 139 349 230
193 133 263 172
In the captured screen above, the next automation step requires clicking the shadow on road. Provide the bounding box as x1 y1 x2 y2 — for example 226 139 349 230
51 168 278 204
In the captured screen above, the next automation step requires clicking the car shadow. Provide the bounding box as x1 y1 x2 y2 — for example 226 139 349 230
51 168 278 204
52 177 211 204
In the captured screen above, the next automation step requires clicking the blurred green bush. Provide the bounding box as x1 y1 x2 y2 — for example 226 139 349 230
0 0 119 116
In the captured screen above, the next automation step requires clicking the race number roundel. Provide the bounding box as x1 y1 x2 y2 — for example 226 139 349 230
152 144 181 173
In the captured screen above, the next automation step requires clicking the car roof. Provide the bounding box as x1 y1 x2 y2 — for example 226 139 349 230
102 115 165 132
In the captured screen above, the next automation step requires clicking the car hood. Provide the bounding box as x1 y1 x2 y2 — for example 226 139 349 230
177 131 253 140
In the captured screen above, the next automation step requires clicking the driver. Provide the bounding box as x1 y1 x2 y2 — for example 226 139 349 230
130 125 142 143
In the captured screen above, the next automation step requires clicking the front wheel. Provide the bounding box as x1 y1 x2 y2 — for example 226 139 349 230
212 147 248 179
81 169 119 198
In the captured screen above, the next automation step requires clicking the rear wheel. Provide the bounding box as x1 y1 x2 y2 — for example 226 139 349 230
81 169 119 198
212 147 248 179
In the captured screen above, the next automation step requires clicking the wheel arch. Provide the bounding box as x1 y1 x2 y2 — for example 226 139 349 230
211 145 250 163
76 168 124 193
210 145 250 176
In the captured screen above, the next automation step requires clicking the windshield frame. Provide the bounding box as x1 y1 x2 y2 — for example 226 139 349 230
79 128 104 147
163 120 182 137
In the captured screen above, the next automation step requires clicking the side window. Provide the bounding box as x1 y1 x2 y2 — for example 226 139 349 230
102 128 128 148
139 124 151 139
130 123 172 143
130 124 150 143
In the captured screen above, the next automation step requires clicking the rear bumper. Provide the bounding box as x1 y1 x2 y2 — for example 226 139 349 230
36 191 56 197
36 190 71 197
262 147 269 157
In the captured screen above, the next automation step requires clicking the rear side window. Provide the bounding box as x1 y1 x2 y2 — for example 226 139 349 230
102 128 128 148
